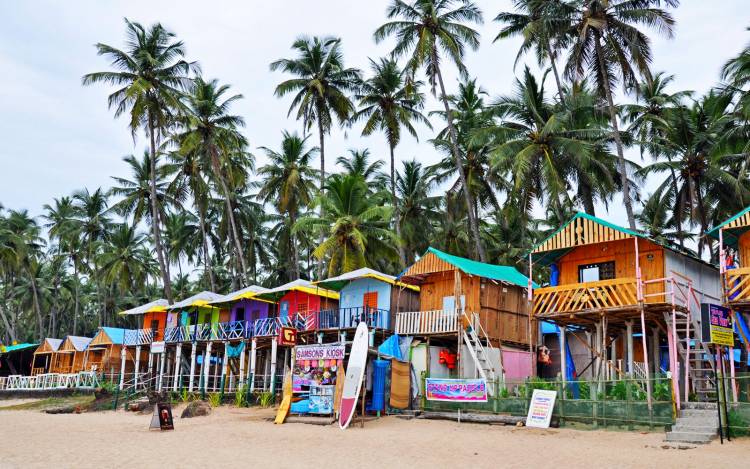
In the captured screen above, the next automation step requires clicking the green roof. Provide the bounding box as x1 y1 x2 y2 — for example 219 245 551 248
530 212 711 267
706 205 750 249
414 247 537 289
0 343 38 354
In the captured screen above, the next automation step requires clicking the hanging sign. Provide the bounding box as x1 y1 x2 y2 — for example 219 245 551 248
278 327 297 347
701 303 734 346
295 344 345 362
150 341 165 354
526 389 557 428
425 378 487 402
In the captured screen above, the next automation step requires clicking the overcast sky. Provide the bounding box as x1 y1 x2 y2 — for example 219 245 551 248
1 1 748 227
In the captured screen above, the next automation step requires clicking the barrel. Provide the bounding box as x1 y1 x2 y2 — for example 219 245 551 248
371 359 389 412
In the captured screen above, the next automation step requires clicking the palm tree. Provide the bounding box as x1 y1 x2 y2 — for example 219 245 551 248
397 160 441 262
110 151 177 228
353 57 431 266
564 0 679 229
257 131 318 280
296 174 396 276
82 19 197 303
336 149 387 190
176 77 251 284
494 0 574 102
99 224 157 296
270 36 361 194
163 212 199 279
375 0 487 261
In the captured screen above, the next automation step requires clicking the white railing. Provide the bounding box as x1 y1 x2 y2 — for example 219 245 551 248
0 372 98 391
124 328 154 345
394 309 459 335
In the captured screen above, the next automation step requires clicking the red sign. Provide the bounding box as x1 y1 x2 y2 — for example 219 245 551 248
278 327 297 346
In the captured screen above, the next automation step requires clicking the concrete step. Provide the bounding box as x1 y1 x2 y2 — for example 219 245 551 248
680 409 717 418
682 401 717 410
665 431 715 444
673 424 718 434
676 417 719 427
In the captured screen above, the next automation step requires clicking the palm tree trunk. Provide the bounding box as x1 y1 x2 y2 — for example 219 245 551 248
390 143 406 267
0 302 17 344
546 42 566 103
316 118 326 279
667 158 684 248
73 260 79 335
210 149 248 285
594 32 636 230
290 212 301 280
578 180 596 215
197 206 216 290
148 116 174 303
435 66 487 262
27 268 44 341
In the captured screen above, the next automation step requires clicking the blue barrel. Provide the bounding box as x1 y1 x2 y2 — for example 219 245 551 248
371 359 389 412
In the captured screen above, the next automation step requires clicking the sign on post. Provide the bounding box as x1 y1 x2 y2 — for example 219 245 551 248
149 403 174 431
700 303 734 346
295 344 345 362
278 327 297 347
425 378 488 402
150 341 165 354
525 389 557 428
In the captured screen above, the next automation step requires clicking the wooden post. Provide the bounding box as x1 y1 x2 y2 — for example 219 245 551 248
173 344 182 392
188 342 197 392
147 346 154 377
157 348 166 391
221 342 229 394
729 346 738 402
559 326 567 386
652 327 660 374
134 345 142 390
639 307 652 413
204 341 213 393
270 339 278 393
118 346 127 391
238 341 246 389
249 338 257 392
263 349 270 391
626 321 634 376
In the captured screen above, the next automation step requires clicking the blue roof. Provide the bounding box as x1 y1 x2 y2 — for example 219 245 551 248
101 327 126 345
0 343 38 354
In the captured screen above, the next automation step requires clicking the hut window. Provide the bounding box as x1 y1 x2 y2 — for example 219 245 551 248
578 261 615 282
235 307 246 322
150 320 159 332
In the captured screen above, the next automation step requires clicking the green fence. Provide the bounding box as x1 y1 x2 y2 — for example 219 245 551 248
718 372 750 438
422 375 675 430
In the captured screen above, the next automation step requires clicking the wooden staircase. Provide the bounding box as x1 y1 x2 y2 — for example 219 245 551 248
663 308 716 403
461 313 504 395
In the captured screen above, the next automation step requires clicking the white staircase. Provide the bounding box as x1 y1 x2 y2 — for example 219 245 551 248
461 313 504 395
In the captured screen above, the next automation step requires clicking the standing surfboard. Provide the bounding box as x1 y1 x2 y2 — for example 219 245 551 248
339 322 368 429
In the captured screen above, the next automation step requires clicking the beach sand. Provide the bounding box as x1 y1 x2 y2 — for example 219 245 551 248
0 402 747 469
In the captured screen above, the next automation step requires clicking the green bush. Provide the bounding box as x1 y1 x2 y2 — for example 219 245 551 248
207 392 222 408
235 386 247 407
257 391 275 408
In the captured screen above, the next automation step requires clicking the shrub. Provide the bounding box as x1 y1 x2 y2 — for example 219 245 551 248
207 392 222 408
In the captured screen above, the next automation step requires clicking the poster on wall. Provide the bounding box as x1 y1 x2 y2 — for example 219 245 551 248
525 389 557 428
700 303 734 346
424 378 488 402
293 344 344 392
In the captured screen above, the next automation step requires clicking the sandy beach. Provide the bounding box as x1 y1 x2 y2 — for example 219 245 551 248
0 398 747 469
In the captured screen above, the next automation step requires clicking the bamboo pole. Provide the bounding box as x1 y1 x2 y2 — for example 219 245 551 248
173 344 182 392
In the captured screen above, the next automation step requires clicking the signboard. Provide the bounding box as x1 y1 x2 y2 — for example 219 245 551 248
701 303 734 346
425 378 487 402
295 344 345 362
278 327 297 347
526 389 557 428
149 403 174 431
150 341 165 354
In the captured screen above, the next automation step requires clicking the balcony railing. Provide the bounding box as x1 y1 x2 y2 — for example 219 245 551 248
533 277 638 317
253 316 293 337
725 267 750 304
314 307 389 330
394 309 459 335
124 328 154 346
164 321 253 342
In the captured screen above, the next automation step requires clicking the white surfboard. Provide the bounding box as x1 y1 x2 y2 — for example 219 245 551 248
338 322 369 429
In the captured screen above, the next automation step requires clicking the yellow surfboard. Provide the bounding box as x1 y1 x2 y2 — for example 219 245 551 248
274 368 293 425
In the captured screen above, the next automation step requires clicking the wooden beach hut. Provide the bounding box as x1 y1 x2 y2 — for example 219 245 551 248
255 279 339 332
530 212 720 408
396 247 536 387
51 336 92 374
315 267 420 331
86 327 129 380
31 338 62 375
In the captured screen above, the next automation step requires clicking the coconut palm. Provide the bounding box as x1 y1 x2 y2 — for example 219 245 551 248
336 149 388 191
296 174 396 276
563 0 679 229
82 19 197 302
375 0 486 261
99 224 157 294
353 57 431 265
176 77 251 284
396 160 441 263
494 0 574 102
257 131 318 280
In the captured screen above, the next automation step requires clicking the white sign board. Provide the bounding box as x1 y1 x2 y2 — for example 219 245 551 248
525 389 557 428
150 341 165 354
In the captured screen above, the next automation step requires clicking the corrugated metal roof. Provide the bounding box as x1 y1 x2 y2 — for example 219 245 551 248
64 336 92 352
207 285 270 305
315 267 419 292
255 279 340 302
168 291 223 310
0 343 38 354
119 298 169 316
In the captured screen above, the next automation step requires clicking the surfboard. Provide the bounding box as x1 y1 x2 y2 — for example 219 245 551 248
339 322 368 430
274 367 293 424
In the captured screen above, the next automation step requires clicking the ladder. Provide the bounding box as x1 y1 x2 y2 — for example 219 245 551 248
461 313 504 395
663 308 716 402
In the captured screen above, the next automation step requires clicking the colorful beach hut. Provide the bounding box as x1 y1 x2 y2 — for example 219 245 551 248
207 285 273 327
119 298 169 345
86 327 129 379
51 336 92 374
315 267 419 330
255 279 339 332
0 343 37 377
31 338 62 375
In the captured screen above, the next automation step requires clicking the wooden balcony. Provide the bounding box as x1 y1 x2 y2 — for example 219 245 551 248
533 277 639 319
394 309 459 335
725 267 750 306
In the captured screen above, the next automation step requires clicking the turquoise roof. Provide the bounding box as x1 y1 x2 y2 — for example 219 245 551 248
0 343 38 354
101 327 126 345
405 247 537 289
706 205 750 249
